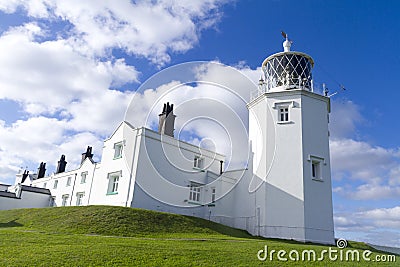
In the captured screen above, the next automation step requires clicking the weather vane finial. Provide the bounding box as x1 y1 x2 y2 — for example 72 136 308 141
281 31 292 52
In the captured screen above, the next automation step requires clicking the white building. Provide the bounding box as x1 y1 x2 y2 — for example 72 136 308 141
2 37 335 244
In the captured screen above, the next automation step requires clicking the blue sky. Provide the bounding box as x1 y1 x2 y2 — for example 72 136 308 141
0 0 399 247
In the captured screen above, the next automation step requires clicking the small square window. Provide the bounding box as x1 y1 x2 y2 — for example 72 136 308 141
81 172 87 184
66 177 72 186
76 192 84 206
62 194 69 206
278 106 289 122
107 172 121 194
114 142 123 159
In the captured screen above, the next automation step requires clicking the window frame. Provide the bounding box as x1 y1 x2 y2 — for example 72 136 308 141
66 177 72 186
113 142 123 159
107 171 121 195
193 156 204 169
308 155 325 181
61 194 69 206
189 182 202 202
278 106 289 122
211 187 216 203
80 172 88 184
274 101 294 124
76 192 85 206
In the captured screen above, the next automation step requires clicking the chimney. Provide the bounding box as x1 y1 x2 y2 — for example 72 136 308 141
56 155 67 174
81 146 94 164
21 170 29 183
158 102 176 137
37 162 46 178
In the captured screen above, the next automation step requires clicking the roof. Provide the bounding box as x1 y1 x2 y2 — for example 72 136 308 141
0 191 17 199
20 185 51 195
104 121 135 142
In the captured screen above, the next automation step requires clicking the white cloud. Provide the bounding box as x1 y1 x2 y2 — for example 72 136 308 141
330 138 400 200
329 100 400 200
0 116 104 183
0 1 229 183
123 62 258 169
0 22 138 114
335 206 400 247
330 139 398 180
0 0 227 65
329 99 364 139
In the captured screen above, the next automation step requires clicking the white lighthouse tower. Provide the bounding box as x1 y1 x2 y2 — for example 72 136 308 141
248 33 335 244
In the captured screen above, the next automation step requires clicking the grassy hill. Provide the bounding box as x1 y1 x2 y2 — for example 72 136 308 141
0 206 398 266
0 205 251 238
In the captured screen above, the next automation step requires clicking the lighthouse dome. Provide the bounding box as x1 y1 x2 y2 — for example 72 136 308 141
260 37 314 93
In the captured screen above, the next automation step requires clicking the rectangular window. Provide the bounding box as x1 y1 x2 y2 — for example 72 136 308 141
43 182 47 188
278 107 289 122
114 142 123 159
211 187 216 203
53 180 58 189
76 192 84 206
66 177 72 186
311 161 321 180
107 172 121 194
81 172 87 184
189 182 202 202
194 156 204 169
61 194 69 206
50 197 56 207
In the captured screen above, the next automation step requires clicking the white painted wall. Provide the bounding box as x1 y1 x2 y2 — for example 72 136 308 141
248 89 334 244
0 185 51 210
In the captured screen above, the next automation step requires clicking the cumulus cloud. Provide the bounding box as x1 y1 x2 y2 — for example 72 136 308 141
335 206 400 247
330 138 400 200
0 1 229 183
0 0 227 64
124 62 258 170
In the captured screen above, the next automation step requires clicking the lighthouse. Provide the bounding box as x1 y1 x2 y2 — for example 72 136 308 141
247 33 335 244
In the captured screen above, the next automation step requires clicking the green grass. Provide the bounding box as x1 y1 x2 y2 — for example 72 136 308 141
0 206 398 266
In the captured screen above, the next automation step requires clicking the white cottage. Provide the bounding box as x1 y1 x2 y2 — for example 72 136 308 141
3 37 335 244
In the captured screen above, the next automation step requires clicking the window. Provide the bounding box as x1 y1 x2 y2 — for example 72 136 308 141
189 182 202 202
278 106 289 122
53 180 58 189
61 194 69 206
43 182 47 188
311 161 321 180
211 187 216 203
114 142 123 159
194 156 204 169
76 192 84 206
50 197 56 207
66 177 72 186
308 155 324 181
107 172 121 194
81 172 87 184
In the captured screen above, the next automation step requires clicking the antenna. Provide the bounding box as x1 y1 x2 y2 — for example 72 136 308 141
327 84 347 97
